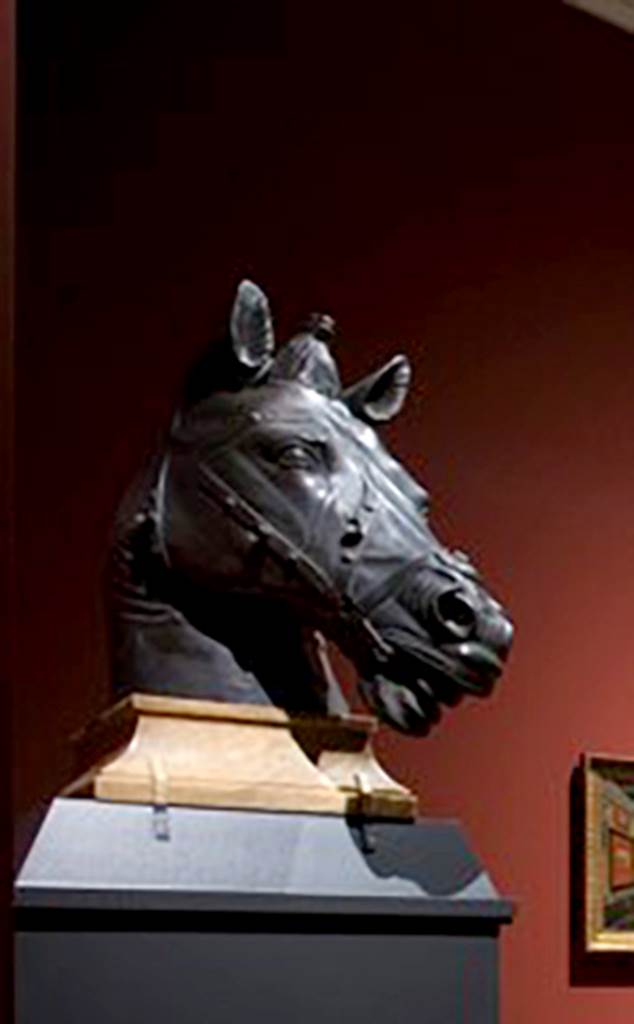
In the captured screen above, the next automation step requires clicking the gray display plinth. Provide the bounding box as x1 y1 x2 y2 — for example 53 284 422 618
14 798 514 1024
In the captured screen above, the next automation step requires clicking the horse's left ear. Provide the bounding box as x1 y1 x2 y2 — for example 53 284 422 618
229 279 275 377
343 354 412 424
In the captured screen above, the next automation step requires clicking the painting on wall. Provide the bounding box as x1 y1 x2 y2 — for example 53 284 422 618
584 754 634 950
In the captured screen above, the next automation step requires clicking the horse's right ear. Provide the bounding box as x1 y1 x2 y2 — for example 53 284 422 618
229 280 275 378
343 354 412 424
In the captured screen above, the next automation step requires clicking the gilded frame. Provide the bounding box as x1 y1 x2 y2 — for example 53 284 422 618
584 753 634 952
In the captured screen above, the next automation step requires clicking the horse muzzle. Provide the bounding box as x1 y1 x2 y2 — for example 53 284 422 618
358 556 513 735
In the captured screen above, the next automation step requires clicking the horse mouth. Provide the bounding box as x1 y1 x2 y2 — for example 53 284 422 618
358 632 506 736
414 640 504 694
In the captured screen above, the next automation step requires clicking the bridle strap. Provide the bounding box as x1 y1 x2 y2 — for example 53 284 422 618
196 462 394 667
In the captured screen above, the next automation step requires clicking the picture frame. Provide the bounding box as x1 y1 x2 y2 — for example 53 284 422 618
584 753 634 951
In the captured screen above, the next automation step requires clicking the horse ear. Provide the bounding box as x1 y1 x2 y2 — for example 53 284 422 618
229 279 275 376
343 354 412 424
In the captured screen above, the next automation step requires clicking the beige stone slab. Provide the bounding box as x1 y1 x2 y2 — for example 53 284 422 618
564 0 634 32
63 693 417 820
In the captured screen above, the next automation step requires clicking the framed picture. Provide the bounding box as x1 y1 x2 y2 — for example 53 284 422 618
584 754 634 950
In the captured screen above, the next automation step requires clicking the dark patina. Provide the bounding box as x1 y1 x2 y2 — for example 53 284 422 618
109 281 512 735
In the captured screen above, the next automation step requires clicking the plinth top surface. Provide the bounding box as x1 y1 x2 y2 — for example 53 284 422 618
15 798 513 921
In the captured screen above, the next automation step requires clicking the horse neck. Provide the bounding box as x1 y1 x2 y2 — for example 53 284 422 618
109 454 271 705
108 456 341 713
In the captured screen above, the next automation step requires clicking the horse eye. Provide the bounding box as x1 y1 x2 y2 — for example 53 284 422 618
276 443 316 470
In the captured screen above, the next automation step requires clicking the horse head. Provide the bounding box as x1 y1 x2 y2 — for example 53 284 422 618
110 280 513 735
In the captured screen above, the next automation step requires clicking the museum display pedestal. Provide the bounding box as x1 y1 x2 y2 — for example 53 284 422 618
62 692 417 819
14 798 514 1024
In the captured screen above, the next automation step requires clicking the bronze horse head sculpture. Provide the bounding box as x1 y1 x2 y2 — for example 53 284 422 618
110 281 512 736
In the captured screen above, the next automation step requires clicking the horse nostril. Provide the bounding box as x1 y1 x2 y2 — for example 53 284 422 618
340 519 364 549
433 590 477 639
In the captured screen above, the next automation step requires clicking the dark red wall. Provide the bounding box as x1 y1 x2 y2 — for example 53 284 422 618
15 3 634 1020
1 0 15 1017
